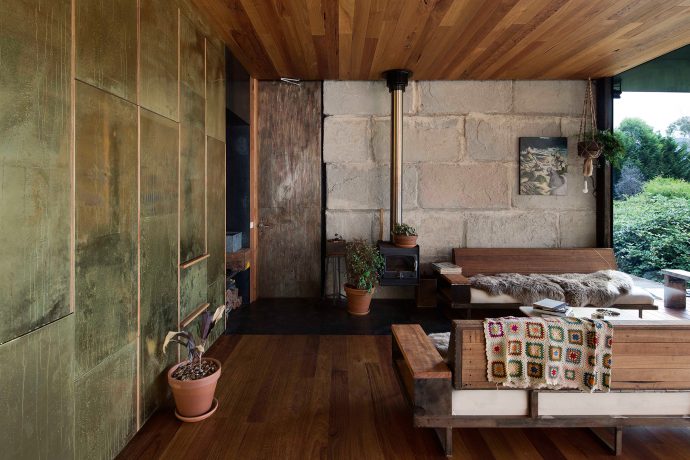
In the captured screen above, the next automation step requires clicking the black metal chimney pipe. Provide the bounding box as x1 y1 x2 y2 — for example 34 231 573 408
383 69 412 238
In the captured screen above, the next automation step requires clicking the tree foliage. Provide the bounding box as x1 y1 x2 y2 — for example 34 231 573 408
615 118 690 182
667 115 690 138
614 190 690 281
614 164 645 199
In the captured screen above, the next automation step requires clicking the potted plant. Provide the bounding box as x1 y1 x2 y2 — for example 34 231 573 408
164 305 225 422
392 223 418 248
344 239 384 316
594 130 626 168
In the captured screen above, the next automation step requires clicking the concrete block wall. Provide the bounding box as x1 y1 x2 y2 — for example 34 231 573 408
324 80 595 277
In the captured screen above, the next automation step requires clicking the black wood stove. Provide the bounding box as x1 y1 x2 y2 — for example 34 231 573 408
377 241 419 286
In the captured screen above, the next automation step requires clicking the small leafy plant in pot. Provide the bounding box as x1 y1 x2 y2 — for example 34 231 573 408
392 223 418 248
344 239 384 316
164 305 225 422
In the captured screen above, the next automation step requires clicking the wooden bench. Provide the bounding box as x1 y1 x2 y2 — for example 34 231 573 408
661 269 690 309
392 320 690 457
438 248 657 318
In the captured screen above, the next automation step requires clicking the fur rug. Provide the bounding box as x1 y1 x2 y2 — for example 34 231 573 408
469 270 634 308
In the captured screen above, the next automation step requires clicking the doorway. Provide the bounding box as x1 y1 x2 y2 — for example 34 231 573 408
257 81 322 298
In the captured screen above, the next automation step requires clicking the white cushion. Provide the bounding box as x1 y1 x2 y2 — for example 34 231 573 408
613 286 655 305
469 285 655 305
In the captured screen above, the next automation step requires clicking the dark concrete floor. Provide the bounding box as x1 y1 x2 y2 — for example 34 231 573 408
226 297 451 335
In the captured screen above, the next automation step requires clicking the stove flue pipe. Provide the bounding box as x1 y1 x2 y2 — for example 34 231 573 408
383 69 412 239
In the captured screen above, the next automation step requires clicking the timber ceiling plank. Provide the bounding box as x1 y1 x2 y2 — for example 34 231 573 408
192 0 690 80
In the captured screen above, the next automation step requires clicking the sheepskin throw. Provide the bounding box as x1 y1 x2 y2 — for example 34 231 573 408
470 270 634 308
484 316 613 392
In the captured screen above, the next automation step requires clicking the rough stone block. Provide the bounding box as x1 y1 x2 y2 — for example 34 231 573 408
559 211 596 247
327 163 418 210
404 210 465 262
418 163 510 209
372 116 464 163
466 115 561 161
324 117 371 163
513 81 586 115
466 212 559 248
418 81 512 114
324 81 415 116
326 210 378 242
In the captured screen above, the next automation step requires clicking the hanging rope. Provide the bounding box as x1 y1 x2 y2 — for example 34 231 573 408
577 79 601 192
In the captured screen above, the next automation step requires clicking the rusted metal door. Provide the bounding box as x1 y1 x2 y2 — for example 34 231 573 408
257 81 322 298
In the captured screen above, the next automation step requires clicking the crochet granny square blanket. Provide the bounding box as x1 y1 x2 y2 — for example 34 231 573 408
484 316 613 392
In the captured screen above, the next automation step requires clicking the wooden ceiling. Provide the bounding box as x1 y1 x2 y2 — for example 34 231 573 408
193 0 690 80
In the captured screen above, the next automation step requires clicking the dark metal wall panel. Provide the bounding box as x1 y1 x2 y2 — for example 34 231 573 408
180 14 207 262
139 109 179 421
75 341 137 460
0 0 71 344
76 0 137 102
140 0 179 121
74 81 138 378
207 136 226 308
180 258 208 321
206 41 226 142
0 314 75 459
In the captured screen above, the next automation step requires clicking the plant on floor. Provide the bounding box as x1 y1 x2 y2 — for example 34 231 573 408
344 239 384 316
164 305 226 421
164 305 226 379
392 223 417 236
345 239 384 292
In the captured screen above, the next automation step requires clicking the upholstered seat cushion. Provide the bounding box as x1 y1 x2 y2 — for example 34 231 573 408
469 285 654 305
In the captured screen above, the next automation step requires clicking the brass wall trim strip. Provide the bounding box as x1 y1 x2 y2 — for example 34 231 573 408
180 302 210 328
180 252 210 269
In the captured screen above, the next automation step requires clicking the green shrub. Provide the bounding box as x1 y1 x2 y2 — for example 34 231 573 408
345 239 384 291
643 177 690 200
614 193 690 280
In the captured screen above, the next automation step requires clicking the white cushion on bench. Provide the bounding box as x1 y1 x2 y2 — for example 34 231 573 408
469 285 655 305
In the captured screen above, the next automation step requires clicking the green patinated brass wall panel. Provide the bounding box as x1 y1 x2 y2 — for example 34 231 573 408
207 136 226 309
180 258 208 321
75 82 138 378
206 42 226 142
0 0 71 344
140 109 179 421
0 314 75 459
75 341 137 460
180 15 207 262
76 0 137 102
140 0 179 121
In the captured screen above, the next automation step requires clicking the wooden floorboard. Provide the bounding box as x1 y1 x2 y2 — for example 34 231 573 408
118 334 690 460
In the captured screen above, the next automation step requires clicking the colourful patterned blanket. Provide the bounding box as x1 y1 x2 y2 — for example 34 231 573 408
484 316 613 392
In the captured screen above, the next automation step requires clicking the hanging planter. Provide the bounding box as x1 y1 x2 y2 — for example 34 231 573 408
577 79 603 191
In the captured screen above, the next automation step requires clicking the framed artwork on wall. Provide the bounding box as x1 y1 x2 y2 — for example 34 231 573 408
519 137 568 195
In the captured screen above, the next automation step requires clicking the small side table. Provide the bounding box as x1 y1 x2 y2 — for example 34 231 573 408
324 239 346 302
661 269 690 309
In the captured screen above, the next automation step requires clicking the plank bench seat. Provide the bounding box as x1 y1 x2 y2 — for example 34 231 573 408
439 248 656 318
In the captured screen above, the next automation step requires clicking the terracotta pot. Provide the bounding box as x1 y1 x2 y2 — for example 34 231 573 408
168 357 222 420
344 284 373 315
393 234 418 248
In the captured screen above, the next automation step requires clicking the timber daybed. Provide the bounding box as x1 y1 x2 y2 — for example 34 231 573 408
438 248 656 318
391 321 690 457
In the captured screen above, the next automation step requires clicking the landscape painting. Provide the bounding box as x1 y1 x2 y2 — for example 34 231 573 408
519 137 568 195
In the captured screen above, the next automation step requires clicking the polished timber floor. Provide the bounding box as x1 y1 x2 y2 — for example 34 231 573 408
119 333 690 460
226 297 452 335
